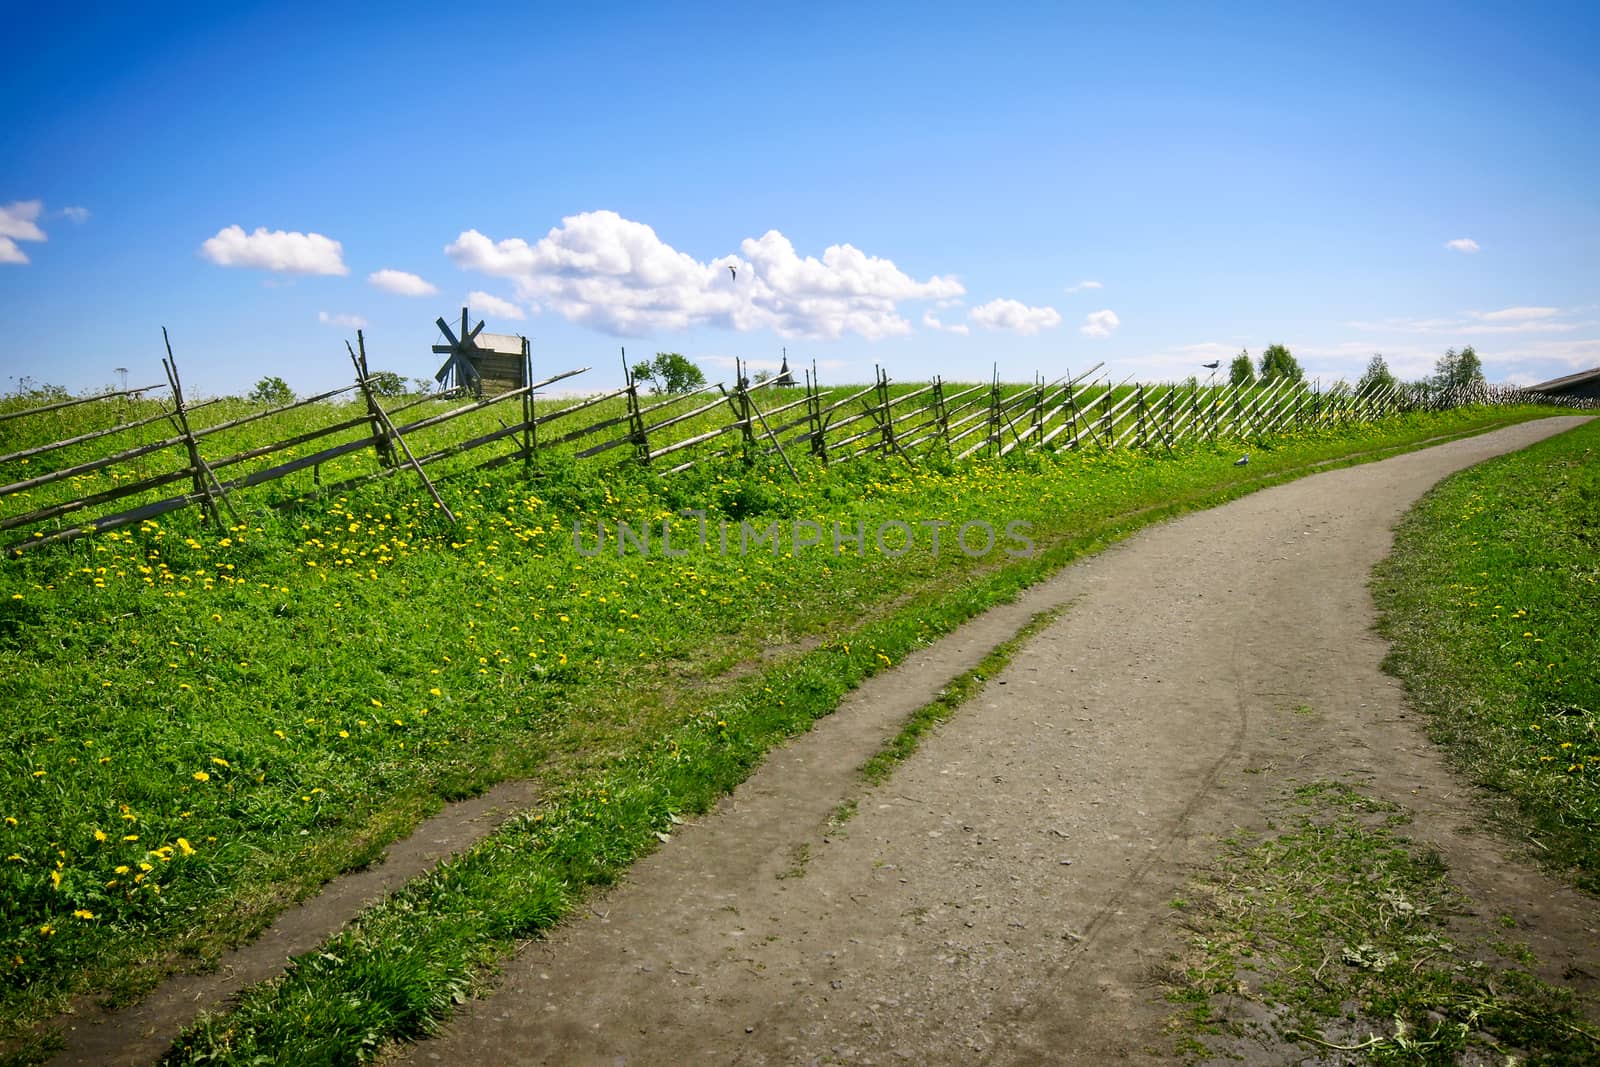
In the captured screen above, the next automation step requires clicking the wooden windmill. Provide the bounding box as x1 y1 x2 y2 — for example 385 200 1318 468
433 307 486 395
433 306 528 397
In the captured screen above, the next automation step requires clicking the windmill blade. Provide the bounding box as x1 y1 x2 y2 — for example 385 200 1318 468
466 319 485 344
435 317 461 348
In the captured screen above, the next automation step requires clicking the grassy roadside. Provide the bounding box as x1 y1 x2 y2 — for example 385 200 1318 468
1373 416 1599 887
1164 782 1599 1063
0 406 1559 1062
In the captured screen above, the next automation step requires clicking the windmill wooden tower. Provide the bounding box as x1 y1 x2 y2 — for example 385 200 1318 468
432 306 528 397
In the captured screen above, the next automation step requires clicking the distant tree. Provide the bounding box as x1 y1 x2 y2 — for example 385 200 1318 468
411 376 437 395
1431 346 1486 395
366 370 407 398
1257 343 1304 383
752 369 774 385
632 352 706 394
1229 349 1256 387
5 377 70 402
247 376 294 406
1356 354 1398 396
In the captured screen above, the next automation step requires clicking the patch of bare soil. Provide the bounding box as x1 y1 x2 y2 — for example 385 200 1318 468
384 416 1597 1066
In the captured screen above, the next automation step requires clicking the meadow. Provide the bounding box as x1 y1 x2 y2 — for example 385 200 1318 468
1375 416 1600 886
0 389 1560 1062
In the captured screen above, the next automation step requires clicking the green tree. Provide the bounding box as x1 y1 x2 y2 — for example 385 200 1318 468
247 376 294 406
366 370 407 398
1356 354 1398 396
1257 343 1304 383
1431 346 1486 395
632 352 706 394
1229 349 1256 387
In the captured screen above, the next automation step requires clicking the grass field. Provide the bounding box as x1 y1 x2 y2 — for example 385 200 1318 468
1166 782 1598 1063
1374 416 1600 887
0 399 1560 1062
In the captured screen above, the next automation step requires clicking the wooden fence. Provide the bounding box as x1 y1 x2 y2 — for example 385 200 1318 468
1 335 1593 556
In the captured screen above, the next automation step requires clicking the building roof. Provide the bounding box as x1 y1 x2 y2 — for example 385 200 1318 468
1530 366 1600 392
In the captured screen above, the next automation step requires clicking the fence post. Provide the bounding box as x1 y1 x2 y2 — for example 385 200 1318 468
160 329 231 527
932 375 949 452
622 352 651 463
806 362 828 463
875 366 897 456
735 358 756 462
353 331 396 469
521 336 535 471
987 367 1002 457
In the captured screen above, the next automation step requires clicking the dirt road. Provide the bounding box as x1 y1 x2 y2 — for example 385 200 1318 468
388 417 1597 1066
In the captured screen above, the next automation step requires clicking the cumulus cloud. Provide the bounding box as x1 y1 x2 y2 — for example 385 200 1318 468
61 205 91 223
1079 309 1121 338
1445 238 1480 253
446 210 965 341
0 199 47 264
201 225 348 275
369 268 438 296
1066 280 1103 293
969 298 1063 336
318 311 367 329
921 311 970 336
467 291 525 320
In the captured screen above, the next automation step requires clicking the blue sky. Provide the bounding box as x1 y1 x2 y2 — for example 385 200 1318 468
3 1 1596 397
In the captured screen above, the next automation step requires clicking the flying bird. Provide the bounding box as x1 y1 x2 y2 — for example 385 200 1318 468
729 265 737 282
1202 360 1220 369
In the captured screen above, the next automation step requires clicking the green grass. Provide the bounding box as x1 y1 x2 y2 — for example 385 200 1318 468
1165 781 1599 1064
0 402 1557 1061
1373 417 1600 887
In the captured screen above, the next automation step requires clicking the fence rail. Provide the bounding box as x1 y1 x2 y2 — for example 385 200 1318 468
2 336 1593 555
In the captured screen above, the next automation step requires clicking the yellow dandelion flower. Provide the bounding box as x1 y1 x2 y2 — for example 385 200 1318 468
192 771 210 782
73 909 95 920
177 838 195 856
93 829 107 842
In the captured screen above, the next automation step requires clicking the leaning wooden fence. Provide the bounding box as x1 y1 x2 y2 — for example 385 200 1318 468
1 335 1592 556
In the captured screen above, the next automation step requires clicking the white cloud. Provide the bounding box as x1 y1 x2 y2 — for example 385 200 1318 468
201 225 348 275
446 210 965 341
1470 306 1558 323
0 200 47 264
369 268 438 296
1066 280 1103 293
922 311 970 336
969 298 1063 336
1079 309 1121 338
61 205 90 223
1348 306 1585 336
467 291 525 320
1445 237 1480 253
318 311 367 328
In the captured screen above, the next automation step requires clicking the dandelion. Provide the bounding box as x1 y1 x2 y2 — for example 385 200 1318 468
50 870 61 889
93 829 107 843
192 771 210 782
371 698 383 707
73 909 95 920
177 838 195 856
211 757 229 768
